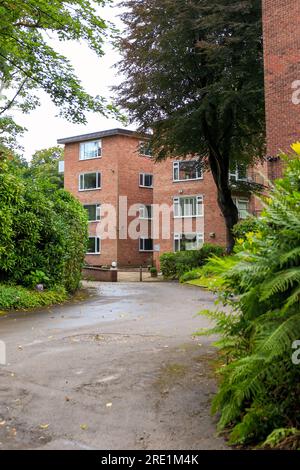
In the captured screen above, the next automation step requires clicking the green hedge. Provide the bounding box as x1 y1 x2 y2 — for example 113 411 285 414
0 284 68 310
0 161 88 293
160 243 224 279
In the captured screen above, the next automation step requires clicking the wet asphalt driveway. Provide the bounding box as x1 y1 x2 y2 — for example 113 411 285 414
0 281 227 450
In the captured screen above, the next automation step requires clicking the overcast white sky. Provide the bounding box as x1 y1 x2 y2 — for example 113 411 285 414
11 1 132 161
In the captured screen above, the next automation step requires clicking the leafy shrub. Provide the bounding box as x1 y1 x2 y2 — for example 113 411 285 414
197 152 300 446
0 161 88 292
179 269 202 283
232 215 262 241
0 284 67 310
160 243 224 279
23 270 50 288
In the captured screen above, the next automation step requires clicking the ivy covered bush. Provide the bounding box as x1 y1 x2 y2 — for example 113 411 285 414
197 150 300 448
160 243 224 279
0 160 88 295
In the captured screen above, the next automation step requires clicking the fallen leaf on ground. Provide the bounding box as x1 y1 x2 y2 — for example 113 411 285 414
0 420 6 426
39 424 49 429
80 424 88 430
106 402 112 408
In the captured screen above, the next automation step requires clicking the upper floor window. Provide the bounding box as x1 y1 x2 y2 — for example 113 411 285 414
83 203 101 222
139 141 152 157
79 172 101 191
173 195 203 218
234 198 249 219
139 173 153 188
229 163 247 182
173 160 202 182
139 204 153 220
174 233 204 252
80 140 102 160
58 161 64 173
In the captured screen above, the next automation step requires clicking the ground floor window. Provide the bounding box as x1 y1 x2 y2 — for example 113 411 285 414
139 238 153 252
87 237 101 254
174 233 204 252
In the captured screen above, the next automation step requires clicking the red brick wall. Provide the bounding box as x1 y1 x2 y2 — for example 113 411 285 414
263 0 300 166
116 135 154 267
152 158 227 268
63 134 153 268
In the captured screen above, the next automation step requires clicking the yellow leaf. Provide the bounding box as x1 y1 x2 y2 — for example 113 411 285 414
80 424 88 430
39 424 49 429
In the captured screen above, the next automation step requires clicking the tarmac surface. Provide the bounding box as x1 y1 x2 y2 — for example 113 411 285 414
0 281 227 450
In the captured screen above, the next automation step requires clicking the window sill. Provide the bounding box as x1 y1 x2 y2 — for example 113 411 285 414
79 156 102 161
86 252 101 255
173 178 203 183
79 188 101 192
173 215 204 219
139 185 153 189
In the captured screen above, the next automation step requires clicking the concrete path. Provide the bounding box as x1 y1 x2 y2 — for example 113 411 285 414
0 282 227 450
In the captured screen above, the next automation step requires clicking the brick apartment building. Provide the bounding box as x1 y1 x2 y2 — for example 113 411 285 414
58 128 263 268
57 1 298 269
57 129 154 268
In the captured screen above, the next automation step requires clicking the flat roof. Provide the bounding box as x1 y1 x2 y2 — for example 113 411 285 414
57 128 148 145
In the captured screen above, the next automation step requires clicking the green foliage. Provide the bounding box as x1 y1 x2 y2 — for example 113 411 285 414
0 159 88 293
197 153 300 446
179 269 202 283
232 216 262 241
24 270 50 288
25 146 64 188
0 283 67 310
150 267 157 274
160 243 224 279
116 0 264 250
0 1 110 124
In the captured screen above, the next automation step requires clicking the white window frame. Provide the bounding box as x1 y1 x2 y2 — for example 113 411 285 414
139 204 153 220
79 172 101 191
229 164 248 182
87 236 101 254
83 203 101 222
79 140 102 160
139 173 153 188
173 160 203 182
139 238 154 252
173 195 203 218
234 198 250 219
139 141 152 157
174 233 204 252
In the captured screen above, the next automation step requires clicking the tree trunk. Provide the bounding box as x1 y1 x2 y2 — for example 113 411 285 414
216 187 239 253
208 150 239 253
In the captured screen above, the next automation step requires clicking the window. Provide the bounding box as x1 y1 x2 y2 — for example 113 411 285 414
87 237 101 254
229 164 248 182
173 196 203 218
139 238 154 252
139 204 153 220
174 233 204 252
58 161 64 173
139 173 153 187
79 172 101 191
84 204 101 222
139 141 152 157
234 198 249 219
80 140 101 160
173 161 202 181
